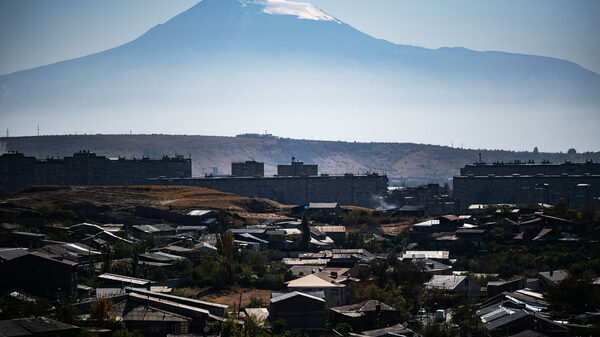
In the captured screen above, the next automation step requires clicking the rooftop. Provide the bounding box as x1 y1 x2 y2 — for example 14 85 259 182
0 317 79 336
287 273 344 288
403 250 449 260
271 291 326 304
99 273 152 286
424 275 467 290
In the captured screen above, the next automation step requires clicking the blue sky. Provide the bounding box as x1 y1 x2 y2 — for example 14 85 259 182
1 0 599 75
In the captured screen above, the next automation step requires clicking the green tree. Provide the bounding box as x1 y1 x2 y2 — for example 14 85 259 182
90 297 116 328
335 322 353 336
56 299 79 324
246 296 268 308
219 318 240 337
112 329 143 337
101 245 112 274
300 213 310 250
272 318 287 335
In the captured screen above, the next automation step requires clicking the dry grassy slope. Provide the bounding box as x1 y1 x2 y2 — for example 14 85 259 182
2 185 286 221
3 135 599 184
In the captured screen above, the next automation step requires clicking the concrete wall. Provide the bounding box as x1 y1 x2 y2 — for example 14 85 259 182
149 174 388 207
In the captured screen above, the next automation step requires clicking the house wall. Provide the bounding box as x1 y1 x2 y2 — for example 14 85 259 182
288 286 346 306
270 296 326 331
0 253 77 299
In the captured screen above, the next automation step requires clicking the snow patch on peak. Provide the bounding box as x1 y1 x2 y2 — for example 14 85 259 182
258 0 339 23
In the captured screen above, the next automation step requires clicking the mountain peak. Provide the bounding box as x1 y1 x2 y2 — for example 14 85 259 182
255 0 339 23
200 0 339 23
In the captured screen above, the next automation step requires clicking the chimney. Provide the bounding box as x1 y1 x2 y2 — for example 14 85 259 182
376 303 381 315
330 271 338 279
550 270 553 276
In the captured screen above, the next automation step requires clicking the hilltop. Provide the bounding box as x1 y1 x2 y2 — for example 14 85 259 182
3 134 599 185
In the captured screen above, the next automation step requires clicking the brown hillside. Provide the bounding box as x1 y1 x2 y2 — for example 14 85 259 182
1 185 288 224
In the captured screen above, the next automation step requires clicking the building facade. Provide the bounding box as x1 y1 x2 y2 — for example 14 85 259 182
454 161 600 210
277 158 318 176
0 151 192 192
231 160 264 177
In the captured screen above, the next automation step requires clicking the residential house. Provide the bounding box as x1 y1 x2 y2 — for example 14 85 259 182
130 224 176 239
424 275 481 297
330 300 400 332
329 249 376 267
105 290 224 336
538 270 568 290
270 291 327 334
487 278 528 297
313 226 346 246
0 249 78 299
287 273 346 306
477 300 568 336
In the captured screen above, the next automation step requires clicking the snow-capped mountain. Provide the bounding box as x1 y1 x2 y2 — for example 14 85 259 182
1 0 599 150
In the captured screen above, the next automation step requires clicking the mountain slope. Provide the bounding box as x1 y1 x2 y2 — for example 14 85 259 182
1 0 599 151
3 134 599 185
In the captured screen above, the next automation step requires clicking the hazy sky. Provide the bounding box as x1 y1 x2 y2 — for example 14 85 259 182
0 0 599 75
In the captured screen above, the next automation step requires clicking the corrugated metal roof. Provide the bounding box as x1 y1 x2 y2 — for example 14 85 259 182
424 275 466 290
187 210 213 216
0 248 29 261
99 273 151 286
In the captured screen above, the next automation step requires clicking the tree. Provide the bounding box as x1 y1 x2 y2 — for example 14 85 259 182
272 319 288 335
246 296 268 308
217 210 230 233
130 247 139 277
56 299 78 325
112 329 143 337
300 213 310 250
90 297 115 328
533 146 539 154
567 148 577 155
222 231 235 264
101 245 112 274
219 318 240 337
335 322 353 336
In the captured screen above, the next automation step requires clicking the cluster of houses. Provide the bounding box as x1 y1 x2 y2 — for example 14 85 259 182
0 196 598 336
410 206 585 248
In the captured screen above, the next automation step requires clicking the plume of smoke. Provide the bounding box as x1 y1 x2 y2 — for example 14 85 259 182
372 195 397 211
